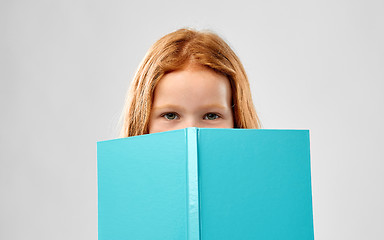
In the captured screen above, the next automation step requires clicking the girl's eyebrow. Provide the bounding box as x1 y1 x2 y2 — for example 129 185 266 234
152 104 228 111
199 104 228 110
152 104 186 111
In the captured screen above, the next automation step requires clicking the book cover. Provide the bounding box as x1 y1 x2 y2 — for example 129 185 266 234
97 128 314 240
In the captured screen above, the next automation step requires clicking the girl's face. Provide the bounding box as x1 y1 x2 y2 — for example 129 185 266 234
148 63 234 134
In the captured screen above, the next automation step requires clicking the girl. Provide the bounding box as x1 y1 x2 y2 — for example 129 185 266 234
119 28 261 137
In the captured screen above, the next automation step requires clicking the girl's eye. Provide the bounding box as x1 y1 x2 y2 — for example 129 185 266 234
204 113 219 120
162 113 179 120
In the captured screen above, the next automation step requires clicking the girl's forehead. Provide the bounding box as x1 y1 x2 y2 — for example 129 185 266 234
157 65 229 92
152 65 232 108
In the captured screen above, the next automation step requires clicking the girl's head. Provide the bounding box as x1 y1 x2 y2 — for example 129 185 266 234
120 28 261 137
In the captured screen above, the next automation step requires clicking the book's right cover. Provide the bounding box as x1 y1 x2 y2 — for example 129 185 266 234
198 129 313 240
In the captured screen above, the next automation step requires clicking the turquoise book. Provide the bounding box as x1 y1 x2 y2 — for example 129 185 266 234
97 128 314 240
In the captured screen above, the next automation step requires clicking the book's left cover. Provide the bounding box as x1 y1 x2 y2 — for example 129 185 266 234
97 129 188 240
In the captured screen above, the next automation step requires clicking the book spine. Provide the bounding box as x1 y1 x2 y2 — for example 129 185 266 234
186 128 200 240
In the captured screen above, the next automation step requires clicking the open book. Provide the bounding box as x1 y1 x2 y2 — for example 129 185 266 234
97 128 314 240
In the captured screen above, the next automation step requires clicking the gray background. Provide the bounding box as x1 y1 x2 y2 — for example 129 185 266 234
1 0 383 239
